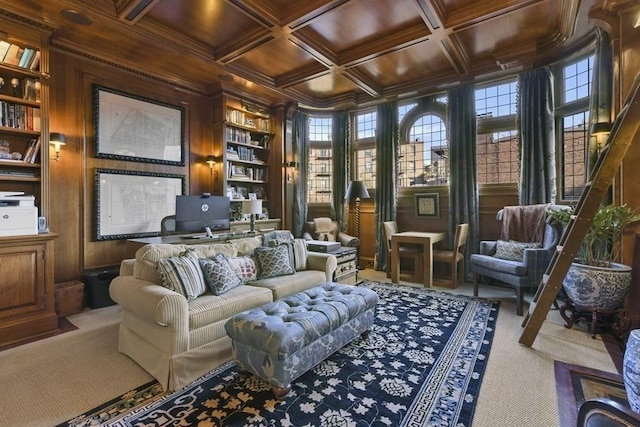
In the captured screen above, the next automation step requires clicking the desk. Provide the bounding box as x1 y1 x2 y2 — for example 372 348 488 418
391 231 445 287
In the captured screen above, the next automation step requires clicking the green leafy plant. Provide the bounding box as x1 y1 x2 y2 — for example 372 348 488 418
550 204 640 267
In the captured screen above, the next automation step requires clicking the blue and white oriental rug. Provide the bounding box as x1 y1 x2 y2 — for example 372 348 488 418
65 281 499 427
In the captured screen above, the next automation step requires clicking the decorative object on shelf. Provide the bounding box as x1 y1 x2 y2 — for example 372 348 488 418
242 199 262 233
624 329 640 414
415 193 440 217
93 85 185 166
10 78 19 97
94 169 184 240
345 180 370 238
49 132 65 161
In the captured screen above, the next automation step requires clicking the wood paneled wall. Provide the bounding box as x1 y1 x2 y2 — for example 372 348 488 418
49 50 212 282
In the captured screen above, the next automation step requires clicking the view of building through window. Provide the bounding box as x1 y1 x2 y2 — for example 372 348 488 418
312 54 593 204
307 117 333 204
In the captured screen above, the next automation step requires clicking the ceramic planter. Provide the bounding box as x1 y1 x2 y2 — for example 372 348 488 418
562 262 632 311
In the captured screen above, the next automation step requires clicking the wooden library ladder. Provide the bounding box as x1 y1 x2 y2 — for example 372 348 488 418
519 75 640 346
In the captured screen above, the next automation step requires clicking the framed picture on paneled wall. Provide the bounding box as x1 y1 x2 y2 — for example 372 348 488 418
93 84 185 165
94 169 185 240
415 193 439 218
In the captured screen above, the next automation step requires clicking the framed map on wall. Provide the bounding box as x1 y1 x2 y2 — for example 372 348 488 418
93 85 185 165
95 169 185 240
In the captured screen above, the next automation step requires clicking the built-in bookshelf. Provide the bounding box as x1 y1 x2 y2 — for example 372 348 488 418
0 17 58 351
0 27 46 207
221 100 273 220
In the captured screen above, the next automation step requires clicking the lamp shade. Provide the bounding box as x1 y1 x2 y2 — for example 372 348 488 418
49 133 66 145
590 122 612 136
242 199 262 215
345 181 370 200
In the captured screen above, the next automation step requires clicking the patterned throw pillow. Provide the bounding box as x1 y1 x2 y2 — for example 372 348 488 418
494 240 542 262
199 253 242 295
227 256 259 283
267 238 308 271
255 245 295 279
156 250 207 301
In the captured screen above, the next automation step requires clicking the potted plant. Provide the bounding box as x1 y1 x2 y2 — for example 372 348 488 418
550 204 640 312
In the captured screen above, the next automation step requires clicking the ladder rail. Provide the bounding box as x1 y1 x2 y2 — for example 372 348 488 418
519 75 640 346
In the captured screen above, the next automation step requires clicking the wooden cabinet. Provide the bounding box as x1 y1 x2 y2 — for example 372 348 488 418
0 18 49 217
0 233 58 349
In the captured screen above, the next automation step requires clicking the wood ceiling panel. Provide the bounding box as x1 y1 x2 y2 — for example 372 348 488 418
232 38 319 78
290 72 361 99
352 40 456 87
145 0 258 48
0 0 608 108
301 0 423 51
455 2 557 62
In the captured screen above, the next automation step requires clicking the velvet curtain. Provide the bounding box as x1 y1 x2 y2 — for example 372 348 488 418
588 28 613 175
332 111 349 229
292 110 309 238
447 85 479 275
375 101 398 271
518 67 556 205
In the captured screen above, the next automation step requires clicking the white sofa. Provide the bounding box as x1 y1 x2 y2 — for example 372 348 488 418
110 234 337 391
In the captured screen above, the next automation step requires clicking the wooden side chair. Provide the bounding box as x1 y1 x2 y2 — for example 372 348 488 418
382 221 423 283
433 223 469 288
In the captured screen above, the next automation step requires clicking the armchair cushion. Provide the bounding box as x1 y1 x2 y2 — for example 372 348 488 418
494 240 542 261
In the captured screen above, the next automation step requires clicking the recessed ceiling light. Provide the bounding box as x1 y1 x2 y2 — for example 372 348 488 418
60 9 92 26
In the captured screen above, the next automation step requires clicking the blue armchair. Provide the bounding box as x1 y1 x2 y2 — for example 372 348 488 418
470 205 568 315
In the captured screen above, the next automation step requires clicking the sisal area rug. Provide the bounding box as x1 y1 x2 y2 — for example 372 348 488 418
61 281 499 427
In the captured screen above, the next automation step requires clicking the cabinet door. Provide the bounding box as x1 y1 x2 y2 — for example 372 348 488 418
0 242 45 319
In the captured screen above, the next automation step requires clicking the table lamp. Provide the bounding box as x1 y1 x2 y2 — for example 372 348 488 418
242 199 262 233
345 180 370 238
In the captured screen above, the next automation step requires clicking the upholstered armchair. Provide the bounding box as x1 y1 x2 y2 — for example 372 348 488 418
303 217 359 248
469 205 569 315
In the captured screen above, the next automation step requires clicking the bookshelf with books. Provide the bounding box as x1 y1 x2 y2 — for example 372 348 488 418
0 23 47 210
216 95 273 221
0 17 58 350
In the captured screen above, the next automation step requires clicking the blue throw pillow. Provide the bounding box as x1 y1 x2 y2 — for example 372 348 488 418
199 253 242 295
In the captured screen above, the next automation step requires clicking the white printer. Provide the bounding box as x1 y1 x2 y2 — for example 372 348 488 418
0 193 38 236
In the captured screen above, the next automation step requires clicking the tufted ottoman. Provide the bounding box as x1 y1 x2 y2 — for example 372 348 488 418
224 282 378 398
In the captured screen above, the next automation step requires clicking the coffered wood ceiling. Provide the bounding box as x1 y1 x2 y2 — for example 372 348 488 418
0 0 624 108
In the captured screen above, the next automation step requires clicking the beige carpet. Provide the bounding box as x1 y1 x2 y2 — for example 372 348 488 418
0 270 617 427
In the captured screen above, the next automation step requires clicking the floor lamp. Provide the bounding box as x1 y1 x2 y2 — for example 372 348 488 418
346 181 370 268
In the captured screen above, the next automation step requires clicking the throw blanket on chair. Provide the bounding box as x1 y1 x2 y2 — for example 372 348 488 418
313 217 336 241
500 203 551 243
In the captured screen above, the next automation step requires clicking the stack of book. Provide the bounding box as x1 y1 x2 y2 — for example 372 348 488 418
0 41 40 71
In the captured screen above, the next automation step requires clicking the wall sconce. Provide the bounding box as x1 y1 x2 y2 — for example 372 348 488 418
49 133 66 161
205 155 218 178
285 161 298 181
590 122 612 136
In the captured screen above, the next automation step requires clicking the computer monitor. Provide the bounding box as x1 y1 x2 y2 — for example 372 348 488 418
175 194 230 233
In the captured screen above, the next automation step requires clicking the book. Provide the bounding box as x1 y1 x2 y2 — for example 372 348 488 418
28 50 40 71
0 41 11 62
23 138 37 161
22 78 37 101
3 44 20 64
26 136 40 163
18 47 33 68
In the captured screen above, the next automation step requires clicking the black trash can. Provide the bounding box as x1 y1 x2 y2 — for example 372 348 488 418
82 267 119 308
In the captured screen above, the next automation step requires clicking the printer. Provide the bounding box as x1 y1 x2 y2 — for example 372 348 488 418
0 194 38 236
